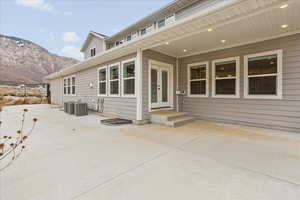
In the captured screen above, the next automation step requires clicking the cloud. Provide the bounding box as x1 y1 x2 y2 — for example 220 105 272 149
62 32 79 43
62 46 83 60
16 0 53 11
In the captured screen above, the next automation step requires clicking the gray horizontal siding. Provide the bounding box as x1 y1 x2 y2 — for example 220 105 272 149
142 50 177 120
62 53 137 120
84 37 105 59
179 33 300 132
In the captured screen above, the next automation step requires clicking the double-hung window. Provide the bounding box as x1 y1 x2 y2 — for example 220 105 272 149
187 62 209 97
71 76 76 95
98 66 107 96
63 79 67 95
67 78 71 94
122 59 136 97
212 57 240 98
244 50 282 99
90 48 96 57
63 75 76 96
108 63 120 96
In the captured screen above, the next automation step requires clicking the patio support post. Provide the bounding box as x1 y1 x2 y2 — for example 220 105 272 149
136 49 143 121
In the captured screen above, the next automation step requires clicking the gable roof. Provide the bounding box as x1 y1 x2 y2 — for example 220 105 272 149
80 31 109 52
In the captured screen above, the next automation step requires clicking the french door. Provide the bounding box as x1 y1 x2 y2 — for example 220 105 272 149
150 62 172 109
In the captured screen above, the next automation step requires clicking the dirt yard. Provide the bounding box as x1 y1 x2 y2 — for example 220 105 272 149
0 85 48 106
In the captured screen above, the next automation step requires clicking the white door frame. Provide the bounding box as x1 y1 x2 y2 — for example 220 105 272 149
148 59 174 111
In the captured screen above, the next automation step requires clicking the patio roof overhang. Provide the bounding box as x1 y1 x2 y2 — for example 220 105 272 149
46 0 300 80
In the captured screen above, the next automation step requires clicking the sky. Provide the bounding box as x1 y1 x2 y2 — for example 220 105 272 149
0 0 172 60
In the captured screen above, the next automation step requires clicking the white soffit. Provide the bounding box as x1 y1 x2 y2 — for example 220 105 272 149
152 0 300 57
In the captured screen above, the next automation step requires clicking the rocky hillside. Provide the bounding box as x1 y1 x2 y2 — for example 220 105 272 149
0 34 79 84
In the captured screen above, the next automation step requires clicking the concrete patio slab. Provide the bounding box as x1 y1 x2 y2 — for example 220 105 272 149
0 105 299 200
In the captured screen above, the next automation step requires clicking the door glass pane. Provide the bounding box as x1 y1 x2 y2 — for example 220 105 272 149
151 69 158 103
162 70 168 102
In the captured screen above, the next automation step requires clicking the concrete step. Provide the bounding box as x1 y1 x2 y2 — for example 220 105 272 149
165 116 194 128
150 111 187 122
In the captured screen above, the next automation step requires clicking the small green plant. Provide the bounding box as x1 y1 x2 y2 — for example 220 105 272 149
0 105 38 171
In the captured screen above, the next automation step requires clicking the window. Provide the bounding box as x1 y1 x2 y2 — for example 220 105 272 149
158 14 175 28
140 28 146 35
165 15 175 25
131 32 138 39
63 75 76 96
244 50 282 99
116 40 124 46
108 63 120 96
71 76 76 95
126 35 131 41
67 78 71 94
187 62 209 97
158 19 165 28
98 66 107 96
146 25 154 33
63 79 66 95
90 48 96 57
212 57 240 98
122 59 136 97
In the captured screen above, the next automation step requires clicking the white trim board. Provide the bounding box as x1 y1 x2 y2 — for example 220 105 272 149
187 61 209 98
121 58 137 98
212 56 240 99
244 49 283 100
148 59 174 112
108 62 121 97
97 66 108 97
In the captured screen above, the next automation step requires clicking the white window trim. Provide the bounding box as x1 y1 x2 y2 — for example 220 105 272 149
108 62 121 97
63 75 76 96
187 61 209 97
212 57 240 99
244 49 283 99
121 58 137 98
90 47 96 57
97 66 107 97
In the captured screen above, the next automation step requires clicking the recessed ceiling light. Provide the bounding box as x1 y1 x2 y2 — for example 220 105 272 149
208 28 213 32
183 49 187 52
165 42 170 45
281 24 288 28
280 4 288 9
221 40 226 43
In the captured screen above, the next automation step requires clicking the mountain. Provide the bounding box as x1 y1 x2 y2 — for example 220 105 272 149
0 34 79 84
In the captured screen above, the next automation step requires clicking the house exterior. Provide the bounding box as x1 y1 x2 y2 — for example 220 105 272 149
46 0 300 132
